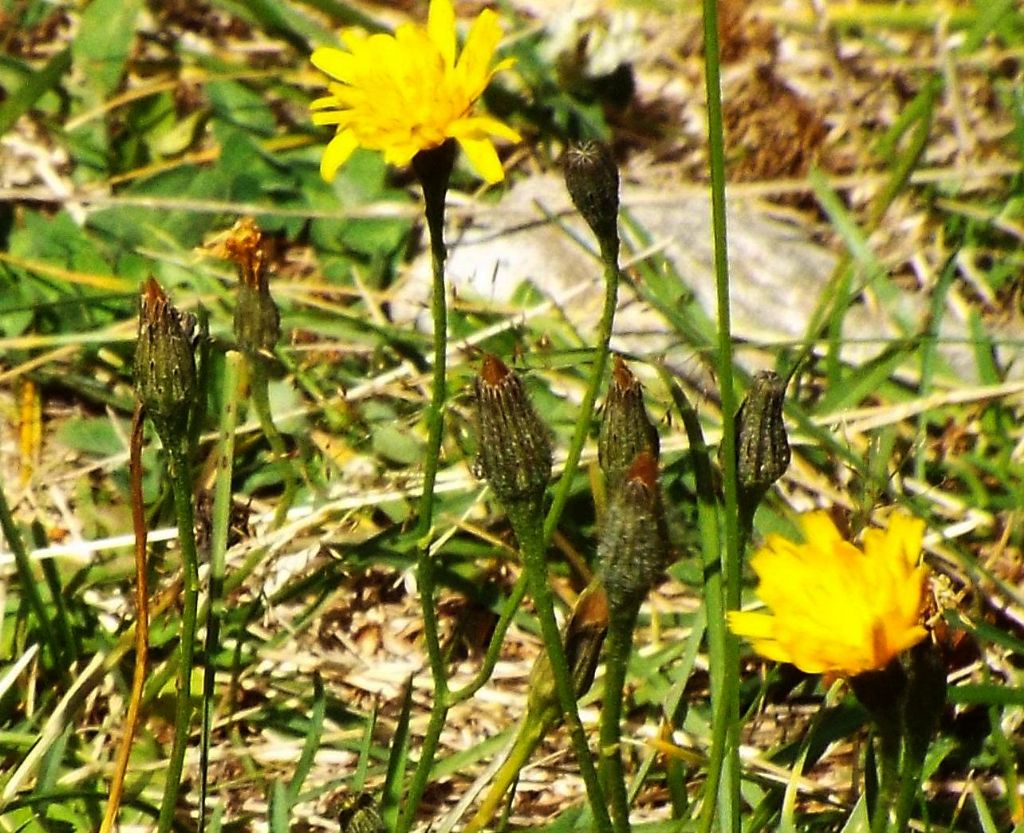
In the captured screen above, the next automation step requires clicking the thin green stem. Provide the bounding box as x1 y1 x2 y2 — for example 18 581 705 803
600 608 639 833
156 444 201 833
249 358 297 529
450 576 529 703
397 145 453 833
511 505 613 833
199 351 243 833
871 730 901 833
701 0 741 830
543 253 619 543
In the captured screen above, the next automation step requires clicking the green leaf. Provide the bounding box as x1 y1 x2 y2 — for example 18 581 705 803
71 0 142 101
55 418 124 458
0 49 70 137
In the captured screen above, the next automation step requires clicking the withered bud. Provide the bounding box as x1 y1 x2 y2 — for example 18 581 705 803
732 371 790 498
134 278 198 443
209 218 280 356
563 140 620 260
599 356 660 491
337 793 387 833
527 582 609 719
598 450 670 614
473 355 553 509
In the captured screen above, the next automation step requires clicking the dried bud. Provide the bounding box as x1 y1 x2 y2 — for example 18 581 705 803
337 793 387 833
563 140 620 259
527 582 609 717
473 355 553 509
134 278 197 443
564 582 609 698
598 451 670 614
209 218 280 356
599 356 660 491
733 371 790 498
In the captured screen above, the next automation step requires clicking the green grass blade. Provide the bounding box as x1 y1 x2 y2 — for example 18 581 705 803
287 672 326 804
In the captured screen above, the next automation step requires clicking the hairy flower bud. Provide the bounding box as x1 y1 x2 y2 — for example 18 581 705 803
134 278 197 443
598 450 670 614
564 140 620 260
733 371 790 498
337 793 387 833
473 355 553 508
599 356 660 491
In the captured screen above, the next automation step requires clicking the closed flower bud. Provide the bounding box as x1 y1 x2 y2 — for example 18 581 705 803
134 278 198 444
598 450 670 614
733 371 790 498
599 356 660 491
337 793 387 833
564 140 620 260
473 355 553 508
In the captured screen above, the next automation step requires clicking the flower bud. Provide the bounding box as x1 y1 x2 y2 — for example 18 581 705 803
598 450 670 614
473 355 553 509
337 793 386 833
134 278 198 443
563 140 620 260
210 218 280 357
599 356 660 491
733 371 790 498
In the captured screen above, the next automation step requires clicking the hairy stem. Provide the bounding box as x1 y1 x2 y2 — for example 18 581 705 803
156 444 201 833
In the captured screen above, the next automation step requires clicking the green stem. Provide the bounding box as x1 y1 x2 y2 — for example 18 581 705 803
199 351 243 832
871 729 901 833
156 444 201 833
600 607 639 833
700 0 741 830
249 358 297 529
463 714 552 833
543 253 619 543
396 143 454 833
511 504 613 833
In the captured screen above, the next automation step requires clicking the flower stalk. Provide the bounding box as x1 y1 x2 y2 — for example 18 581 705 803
473 355 613 833
132 278 203 833
596 451 669 833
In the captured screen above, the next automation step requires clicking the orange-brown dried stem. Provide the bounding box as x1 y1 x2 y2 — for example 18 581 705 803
100 404 149 833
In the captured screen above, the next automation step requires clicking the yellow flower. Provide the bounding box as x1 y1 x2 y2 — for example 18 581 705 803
728 512 929 676
309 0 521 184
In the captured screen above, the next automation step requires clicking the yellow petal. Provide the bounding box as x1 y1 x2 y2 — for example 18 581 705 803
456 8 502 97
320 130 358 181
450 114 521 143
311 46 357 83
457 136 504 183
428 0 456 68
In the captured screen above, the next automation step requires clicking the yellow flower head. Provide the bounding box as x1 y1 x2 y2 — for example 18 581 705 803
309 0 521 184
728 512 929 676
